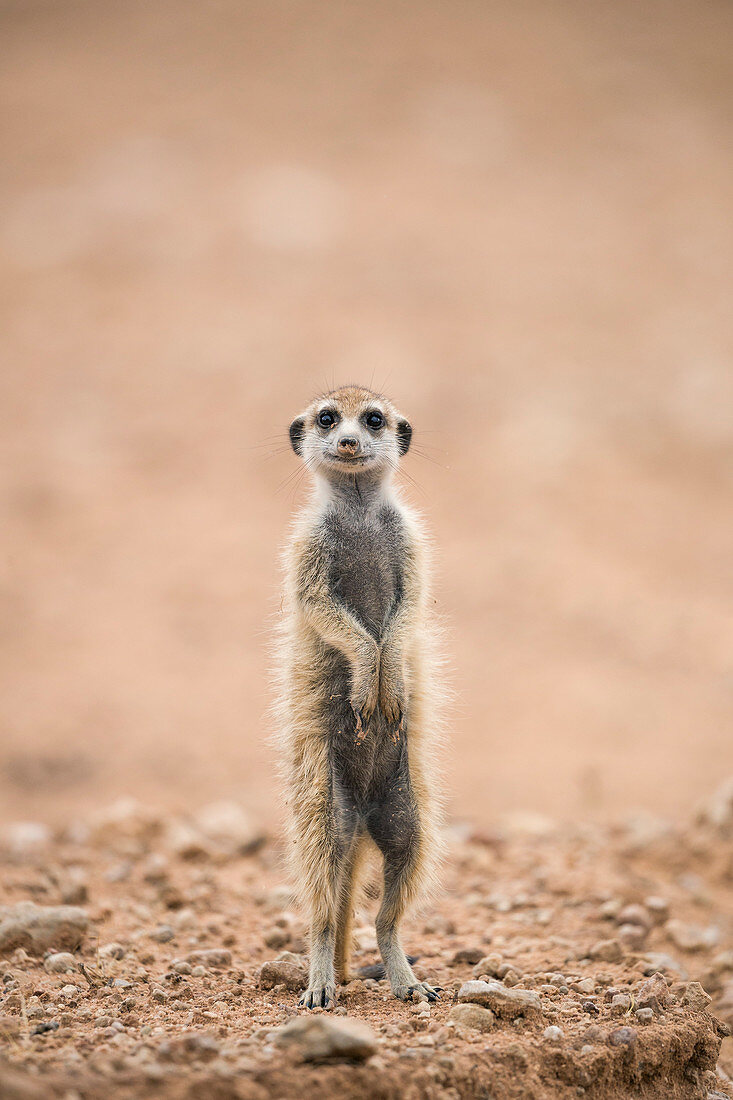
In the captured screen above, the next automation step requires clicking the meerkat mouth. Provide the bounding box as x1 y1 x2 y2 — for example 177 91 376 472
326 453 374 467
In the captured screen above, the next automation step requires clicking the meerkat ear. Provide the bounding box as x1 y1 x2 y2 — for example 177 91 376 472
289 416 305 455
396 419 412 455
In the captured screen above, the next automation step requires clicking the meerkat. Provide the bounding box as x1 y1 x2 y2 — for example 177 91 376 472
273 385 444 1010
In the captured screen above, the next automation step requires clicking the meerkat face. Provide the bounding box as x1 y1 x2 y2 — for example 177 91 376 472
289 385 412 481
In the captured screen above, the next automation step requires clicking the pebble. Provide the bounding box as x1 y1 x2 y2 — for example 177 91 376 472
681 982 713 1012
618 923 647 950
448 1003 495 1032
0 903 88 955
185 949 232 968
32 1020 59 1036
44 952 77 974
610 994 631 1014
94 1015 115 1028
644 897 669 924
158 1031 220 1062
637 972 672 1013
665 920 720 953
575 978 595 995
263 926 289 949
274 1015 377 1063
608 1026 637 1047
642 953 688 980
150 925 175 943
543 1025 563 1041
635 1008 654 1024
258 958 307 991
616 904 651 930
457 980 541 1019
451 947 485 965
99 942 126 960
471 954 506 979
590 939 623 963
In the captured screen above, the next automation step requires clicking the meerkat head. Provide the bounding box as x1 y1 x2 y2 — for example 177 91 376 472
289 385 412 483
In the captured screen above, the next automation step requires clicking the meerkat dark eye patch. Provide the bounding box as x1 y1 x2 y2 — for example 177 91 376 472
396 419 412 455
317 409 338 429
289 416 305 455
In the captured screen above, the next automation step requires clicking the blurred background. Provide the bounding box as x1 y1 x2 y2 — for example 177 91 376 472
1 0 732 829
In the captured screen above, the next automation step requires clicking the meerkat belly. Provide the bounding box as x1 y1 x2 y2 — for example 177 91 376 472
328 520 403 638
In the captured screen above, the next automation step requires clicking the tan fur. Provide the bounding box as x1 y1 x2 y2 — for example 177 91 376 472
272 386 446 1002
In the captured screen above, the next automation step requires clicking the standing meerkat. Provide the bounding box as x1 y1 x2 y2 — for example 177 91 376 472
274 385 444 1009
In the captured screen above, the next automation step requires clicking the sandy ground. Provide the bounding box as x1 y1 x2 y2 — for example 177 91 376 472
1 786 733 1098
1 0 733 832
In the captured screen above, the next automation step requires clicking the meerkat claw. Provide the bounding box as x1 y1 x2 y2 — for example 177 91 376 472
299 984 337 1010
401 982 441 1002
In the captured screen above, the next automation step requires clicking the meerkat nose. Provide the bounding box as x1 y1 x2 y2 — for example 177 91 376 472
337 436 360 456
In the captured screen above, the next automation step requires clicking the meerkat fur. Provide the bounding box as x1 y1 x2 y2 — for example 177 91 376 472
272 385 445 1009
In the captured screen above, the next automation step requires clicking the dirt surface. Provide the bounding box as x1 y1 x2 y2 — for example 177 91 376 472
1 787 733 1099
1 0 733 832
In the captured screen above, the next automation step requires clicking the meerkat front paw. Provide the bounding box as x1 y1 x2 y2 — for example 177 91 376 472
393 981 442 1003
350 669 380 737
299 983 337 1010
379 679 405 726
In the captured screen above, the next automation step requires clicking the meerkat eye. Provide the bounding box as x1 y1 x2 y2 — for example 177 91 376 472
317 409 337 429
365 410 385 430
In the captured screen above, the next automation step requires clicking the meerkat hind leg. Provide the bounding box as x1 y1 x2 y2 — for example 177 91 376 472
300 817 360 1009
368 788 441 1003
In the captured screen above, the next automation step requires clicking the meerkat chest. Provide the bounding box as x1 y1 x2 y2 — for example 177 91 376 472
324 508 405 639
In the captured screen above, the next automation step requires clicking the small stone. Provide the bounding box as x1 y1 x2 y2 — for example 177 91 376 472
275 1016 377 1062
263 926 289 950
644 897 669 924
448 1003 495 1032
608 1026 637 1047
457 980 541 1019
2 822 52 857
99 942 126 960
0 1015 21 1038
0 903 88 955
642 953 688 980
32 1019 59 1036
543 1025 563 1041
582 1000 600 1016
637 973 672 1013
44 952 77 974
666 920 720 953
471 954 504 979
618 923 648 950
185 949 232 969
159 1031 220 1062
610 994 631 1015
590 939 623 963
451 947 485 966
150 924 175 943
616 904 651 930
576 978 595 995
341 979 368 1000
58 869 89 906
151 989 168 1004
94 1015 115 1028
681 982 713 1012
635 1008 653 1024
258 958 307 991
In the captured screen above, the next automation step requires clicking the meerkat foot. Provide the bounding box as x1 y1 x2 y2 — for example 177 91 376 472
299 983 337 1010
393 981 442 1003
